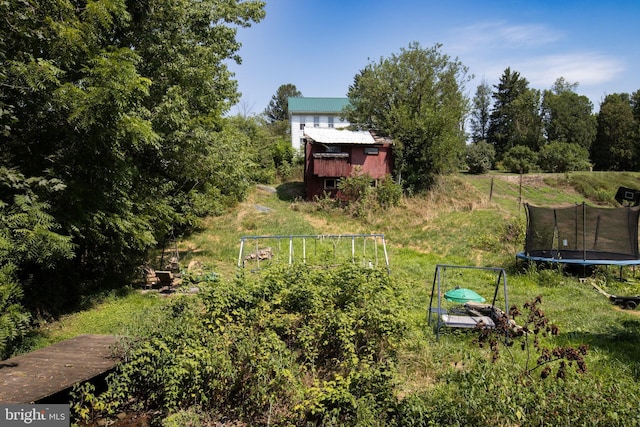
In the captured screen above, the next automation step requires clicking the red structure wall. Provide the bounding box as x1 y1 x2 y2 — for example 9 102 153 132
304 142 393 200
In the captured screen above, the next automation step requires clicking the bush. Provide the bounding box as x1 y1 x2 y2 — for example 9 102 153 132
336 171 402 217
0 275 31 359
271 139 295 169
502 145 539 173
466 140 495 174
538 141 591 173
338 169 373 204
75 265 407 426
374 175 403 209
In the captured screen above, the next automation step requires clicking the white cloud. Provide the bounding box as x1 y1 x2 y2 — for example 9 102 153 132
449 21 626 100
448 21 563 53
464 52 626 110
516 53 625 88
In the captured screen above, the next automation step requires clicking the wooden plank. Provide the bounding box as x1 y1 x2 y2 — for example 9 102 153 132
441 314 495 328
0 334 120 403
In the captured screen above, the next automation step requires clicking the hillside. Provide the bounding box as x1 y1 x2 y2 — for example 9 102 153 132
177 171 640 277
43 171 640 426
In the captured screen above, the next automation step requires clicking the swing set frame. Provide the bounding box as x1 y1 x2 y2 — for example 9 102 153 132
238 233 390 274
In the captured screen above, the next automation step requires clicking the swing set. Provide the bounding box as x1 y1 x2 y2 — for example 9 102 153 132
237 233 390 273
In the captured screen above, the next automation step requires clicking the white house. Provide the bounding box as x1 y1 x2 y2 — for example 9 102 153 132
288 97 351 153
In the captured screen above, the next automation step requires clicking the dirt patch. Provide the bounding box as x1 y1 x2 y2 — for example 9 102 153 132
612 305 640 317
491 173 572 187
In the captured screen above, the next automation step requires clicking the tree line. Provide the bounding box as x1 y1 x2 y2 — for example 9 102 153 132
467 69 640 174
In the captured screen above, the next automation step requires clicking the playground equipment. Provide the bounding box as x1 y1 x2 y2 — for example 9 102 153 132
428 264 510 339
238 233 390 273
517 203 640 268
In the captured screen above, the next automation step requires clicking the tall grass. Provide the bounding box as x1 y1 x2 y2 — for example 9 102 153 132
53 171 640 425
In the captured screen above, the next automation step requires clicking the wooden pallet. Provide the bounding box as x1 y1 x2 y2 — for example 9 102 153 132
0 334 120 403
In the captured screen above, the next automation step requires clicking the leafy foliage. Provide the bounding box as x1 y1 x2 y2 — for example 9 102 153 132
502 145 539 173
374 175 403 210
336 171 402 218
542 78 597 151
74 265 407 425
466 141 496 174
538 141 591 173
469 80 492 143
345 42 470 192
0 167 73 354
0 0 265 324
592 93 638 171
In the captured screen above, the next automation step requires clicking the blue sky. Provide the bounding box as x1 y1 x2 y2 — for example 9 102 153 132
229 0 640 116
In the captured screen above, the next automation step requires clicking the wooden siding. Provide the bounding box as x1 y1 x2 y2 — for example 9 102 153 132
313 156 351 177
305 141 393 201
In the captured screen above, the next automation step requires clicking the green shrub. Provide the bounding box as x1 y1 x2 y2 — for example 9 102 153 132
502 145 539 173
338 169 373 204
395 362 640 426
0 272 31 359
75 265 407 426
538 141 591 173
271 139 295 169
374 175 403 209
466 141 496 174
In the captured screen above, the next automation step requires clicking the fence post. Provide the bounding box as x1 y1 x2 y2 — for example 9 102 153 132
489 177 494 201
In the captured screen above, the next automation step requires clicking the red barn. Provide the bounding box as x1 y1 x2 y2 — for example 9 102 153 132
303 127 393 200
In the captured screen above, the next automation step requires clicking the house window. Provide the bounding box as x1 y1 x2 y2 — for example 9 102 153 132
326 145 341 153
313 116 320 127
328 116 334 128
324 178 339 190
299 116 305 130
363 147 379 155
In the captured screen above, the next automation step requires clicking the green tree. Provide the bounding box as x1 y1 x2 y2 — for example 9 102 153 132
488 68 543 158
542 78 596 151
631 89 640 123
592 93 637 170
264 83 302 123
1 0 265 312
466 141 495 174
0 167 73 354
538 142 591 173
469 80 492 143
344 42 470 192
502 145 538 174
631 89 640 150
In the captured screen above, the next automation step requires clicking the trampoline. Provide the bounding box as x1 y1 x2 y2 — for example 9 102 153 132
517 203 640 268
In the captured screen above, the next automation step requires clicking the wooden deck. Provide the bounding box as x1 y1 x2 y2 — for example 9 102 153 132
0 334 120 403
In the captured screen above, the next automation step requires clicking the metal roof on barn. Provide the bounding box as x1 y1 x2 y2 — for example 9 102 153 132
304 127 376 145
288 97 350 114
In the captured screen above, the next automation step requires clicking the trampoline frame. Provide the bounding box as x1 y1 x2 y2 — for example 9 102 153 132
519 202 640 268
516 251 640 267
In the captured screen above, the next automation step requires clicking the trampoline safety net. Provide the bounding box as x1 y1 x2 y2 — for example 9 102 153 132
524 203 640 261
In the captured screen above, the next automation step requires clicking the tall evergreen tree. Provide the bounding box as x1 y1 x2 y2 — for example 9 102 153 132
264 84 302 123
487 68 543 158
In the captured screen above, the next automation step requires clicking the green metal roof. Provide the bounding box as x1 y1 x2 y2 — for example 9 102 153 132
288 97 350 114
